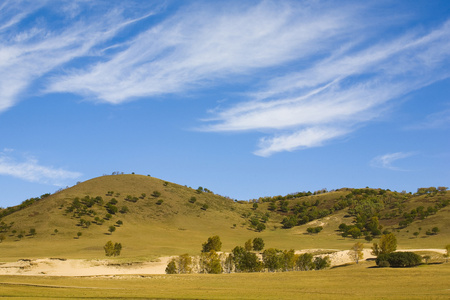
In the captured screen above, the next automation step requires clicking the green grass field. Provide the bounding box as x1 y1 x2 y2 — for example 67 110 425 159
0 262 449 299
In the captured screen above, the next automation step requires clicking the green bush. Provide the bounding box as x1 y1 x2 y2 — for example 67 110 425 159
376 252 422 267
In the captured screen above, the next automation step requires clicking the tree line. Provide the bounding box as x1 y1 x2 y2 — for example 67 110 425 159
165 236 330 274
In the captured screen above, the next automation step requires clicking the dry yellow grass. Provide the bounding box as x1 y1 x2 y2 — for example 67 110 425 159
0 262 449 299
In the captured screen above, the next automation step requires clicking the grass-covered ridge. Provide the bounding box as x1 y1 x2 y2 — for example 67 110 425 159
0 174 449 261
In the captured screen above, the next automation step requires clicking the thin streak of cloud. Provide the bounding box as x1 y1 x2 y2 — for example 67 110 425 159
47 1 360 103
370 152 416 171
0 1 157 113
255 127 350 157
0 151 82 185
406 107 450 130
203 18 450 156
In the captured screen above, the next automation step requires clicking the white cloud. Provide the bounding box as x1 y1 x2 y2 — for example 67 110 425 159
0 151 82 185
370 152 416 171
1 1 450 156
0 1 157 112
202 18 450 156
254 127 350 157
46 1 359 103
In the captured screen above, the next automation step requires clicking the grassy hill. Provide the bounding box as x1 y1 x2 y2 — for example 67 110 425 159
0 175 449 261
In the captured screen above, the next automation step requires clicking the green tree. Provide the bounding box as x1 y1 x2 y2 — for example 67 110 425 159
108 225 116 234
152 191 161 197
114 242 122 256
252 203 258 210
348 227 362 239
263 248 282 272
177 254 192 274
189 196 197 203
29 228 36 236
231 246 263 272
104 241 114 256
255 223 266 232
77 231 82 239
199 250 223 274
444 244 450 263
252 237 265 251
313 256 331 270
165 259 177 274
350 242 364 264
245 239 253 251
202 235 222 252
281 249 296 271
372 233 397 256
295 253 314 271
104 241 122 256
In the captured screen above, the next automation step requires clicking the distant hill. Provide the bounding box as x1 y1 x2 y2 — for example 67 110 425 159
0 175 448 261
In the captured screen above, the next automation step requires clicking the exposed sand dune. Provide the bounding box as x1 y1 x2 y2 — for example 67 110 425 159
0 249 445 276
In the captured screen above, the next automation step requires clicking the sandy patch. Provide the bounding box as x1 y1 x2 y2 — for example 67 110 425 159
0 257 173 276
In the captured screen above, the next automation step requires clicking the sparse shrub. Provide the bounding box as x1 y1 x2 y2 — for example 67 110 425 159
119 206 129 214
156 199 164 205
189 197 197 203
77 232 82 239
201 203 209 210
152 191 161 198
307 226 323 234
256 223 266 232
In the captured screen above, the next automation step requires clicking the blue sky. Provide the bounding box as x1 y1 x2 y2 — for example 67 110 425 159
1 0 449 207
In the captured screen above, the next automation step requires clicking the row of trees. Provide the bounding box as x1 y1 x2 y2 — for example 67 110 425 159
166 236 330 274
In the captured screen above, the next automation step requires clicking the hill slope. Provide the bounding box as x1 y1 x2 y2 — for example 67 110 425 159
0 175 449 261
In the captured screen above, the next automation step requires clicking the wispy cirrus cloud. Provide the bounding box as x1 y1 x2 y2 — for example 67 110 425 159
0 149 82 185
370 152 416 171
1 1 450 157
0 1 157 112
47 1 359 103
203 17 450 156
405 107 450 130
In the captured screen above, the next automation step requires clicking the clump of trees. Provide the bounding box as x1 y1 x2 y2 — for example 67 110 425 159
104 241 122 256
166 236 330 274
306 226 323 234
376 252 422 267
371 233 421 267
